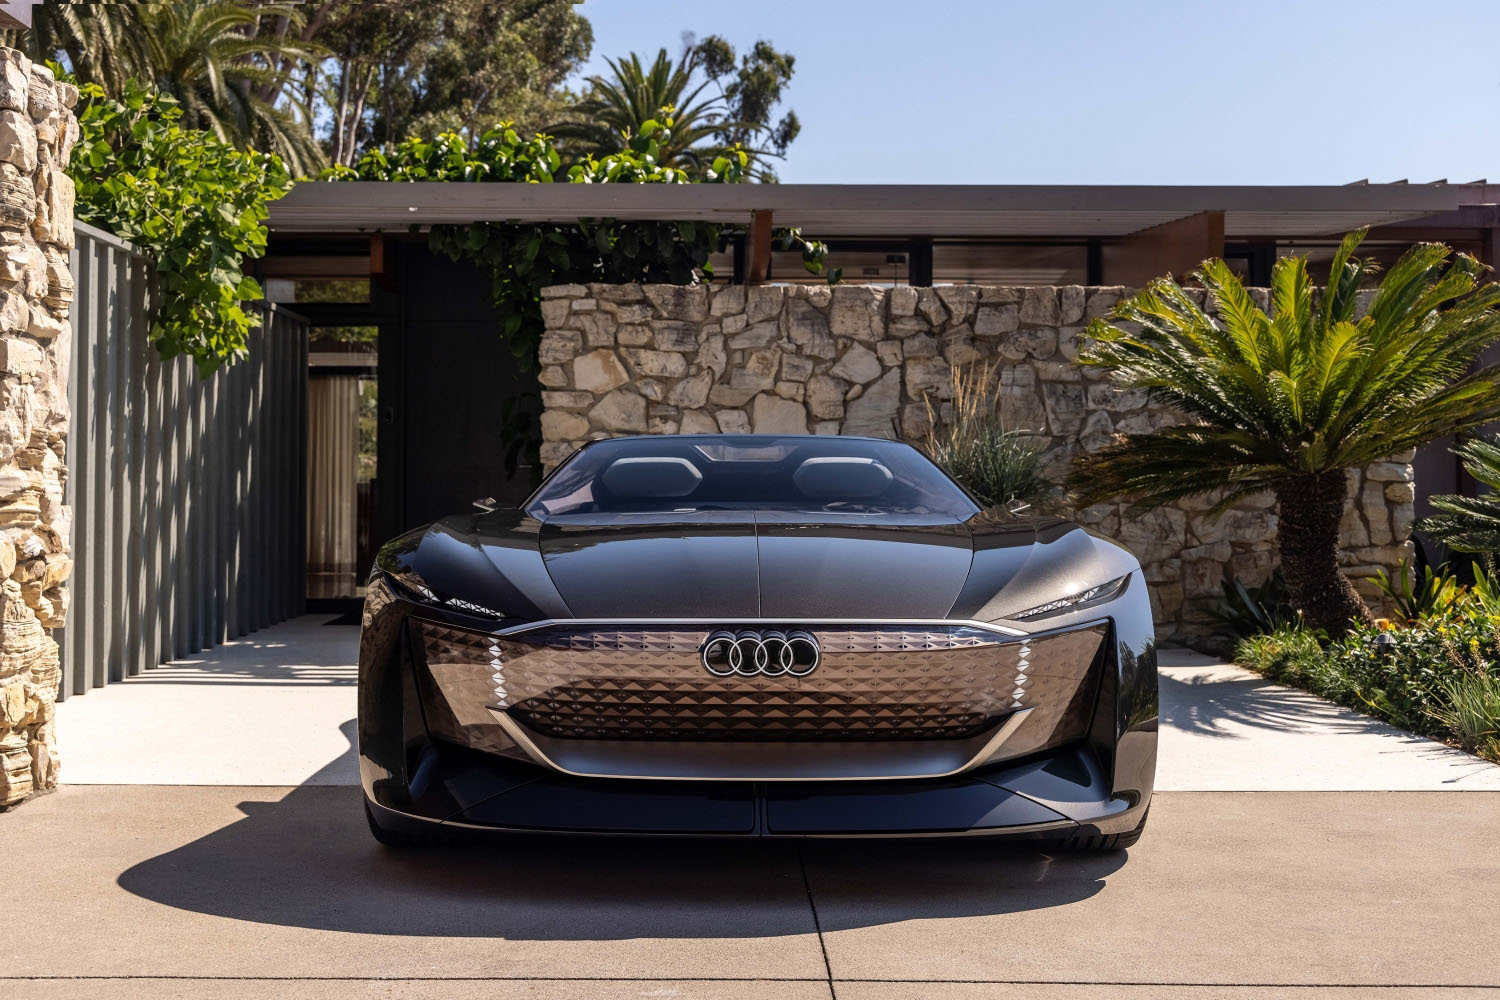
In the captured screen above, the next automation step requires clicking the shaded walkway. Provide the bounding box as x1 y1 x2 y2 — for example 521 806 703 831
54 616 359 785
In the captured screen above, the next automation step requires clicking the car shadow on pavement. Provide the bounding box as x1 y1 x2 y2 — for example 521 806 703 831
116 722 1126 939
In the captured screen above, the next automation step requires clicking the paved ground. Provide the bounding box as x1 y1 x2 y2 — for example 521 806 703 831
13 616 1500 998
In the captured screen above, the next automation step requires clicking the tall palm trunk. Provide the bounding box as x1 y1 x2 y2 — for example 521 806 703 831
1273 471 1373 635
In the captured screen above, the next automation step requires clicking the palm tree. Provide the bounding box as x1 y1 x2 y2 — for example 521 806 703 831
1070 230 1500 636
1418 438 1500 555
15 1 323 176
141 3 324 175
549 48 772 178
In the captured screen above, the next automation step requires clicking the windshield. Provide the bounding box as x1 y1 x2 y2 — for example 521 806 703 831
528 436 980 519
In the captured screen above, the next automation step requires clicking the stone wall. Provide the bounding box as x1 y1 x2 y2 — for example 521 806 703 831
537 282 1412 642
0 48 77 808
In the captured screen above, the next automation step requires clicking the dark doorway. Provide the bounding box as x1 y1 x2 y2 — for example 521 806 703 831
377 242 540 546
261 236 541 603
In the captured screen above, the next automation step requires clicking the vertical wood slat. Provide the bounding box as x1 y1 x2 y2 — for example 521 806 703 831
56 224 310 698
139 253 161 678
89 240 111 689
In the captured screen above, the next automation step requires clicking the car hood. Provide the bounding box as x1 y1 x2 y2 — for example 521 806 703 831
397 508 1097 623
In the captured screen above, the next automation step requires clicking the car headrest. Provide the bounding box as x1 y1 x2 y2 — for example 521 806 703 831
793 456 894 499
600 457 703 499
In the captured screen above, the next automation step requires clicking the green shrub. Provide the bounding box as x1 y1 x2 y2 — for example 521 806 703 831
70 78 293 374
1234 626 1328 688
923 362 1058 510
1372 557 1464 622
1213 569 1297 639
1238 606 1500 764
1330 606 1500 731
1430 670 1500 759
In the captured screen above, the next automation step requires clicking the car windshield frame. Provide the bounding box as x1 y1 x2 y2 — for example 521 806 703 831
525 435 982 520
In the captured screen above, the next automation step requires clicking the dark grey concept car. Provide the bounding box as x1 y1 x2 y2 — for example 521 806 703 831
359 434 1156 848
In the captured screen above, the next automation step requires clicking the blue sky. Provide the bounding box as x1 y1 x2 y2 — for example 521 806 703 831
575 0 1500 185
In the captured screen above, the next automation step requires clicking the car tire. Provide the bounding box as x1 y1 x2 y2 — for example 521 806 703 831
1049 807 1149 853
364 799 447 848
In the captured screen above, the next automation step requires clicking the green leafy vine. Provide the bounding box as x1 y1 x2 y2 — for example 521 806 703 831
324 114 833 367
68 78 293 375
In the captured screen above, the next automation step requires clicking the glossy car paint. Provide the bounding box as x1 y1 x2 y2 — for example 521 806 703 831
360 435 1158 840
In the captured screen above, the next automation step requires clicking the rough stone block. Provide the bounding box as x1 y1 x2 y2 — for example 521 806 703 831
588 389 647 432
842 368 902 439
653 321 699 352
916 288 947 326
973 304 1018 337
644 284 709 322
680 409 718 434
572 348 628 393
623 348 688 378
1020 286 1060 326
537 330 582 366
728 321 778 350
0 51 26 115
780 355 814 383
1041 381 1086 435
887 286 917 317
0 335 41 378
831 342 882 384
667 371 712 409
806 374 848 420
540 410 589 440
716 409 751 434
902 333 938 358
829 286 884 341
751 393 808 434
1058 285 1086 325
710 285 746 316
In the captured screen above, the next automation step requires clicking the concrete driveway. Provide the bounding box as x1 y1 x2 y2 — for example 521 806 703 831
7 616 1499 999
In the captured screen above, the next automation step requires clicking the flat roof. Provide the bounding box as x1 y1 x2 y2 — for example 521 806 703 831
267 182 1500 240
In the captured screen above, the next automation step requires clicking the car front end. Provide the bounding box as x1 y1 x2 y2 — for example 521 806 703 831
358 435 1157 845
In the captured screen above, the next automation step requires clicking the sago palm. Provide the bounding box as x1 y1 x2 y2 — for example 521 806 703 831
1070 230 1500 636
1417 437 1500 555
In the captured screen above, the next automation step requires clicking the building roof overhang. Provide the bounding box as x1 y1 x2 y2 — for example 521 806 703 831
267 181 1500 241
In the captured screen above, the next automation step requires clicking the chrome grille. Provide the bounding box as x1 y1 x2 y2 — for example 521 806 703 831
417 621 1106 743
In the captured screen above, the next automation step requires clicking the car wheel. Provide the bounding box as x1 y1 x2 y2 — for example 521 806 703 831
364 799 446 848
1049 807 1149 853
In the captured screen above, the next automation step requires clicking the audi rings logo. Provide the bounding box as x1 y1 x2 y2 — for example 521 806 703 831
701 629 820 677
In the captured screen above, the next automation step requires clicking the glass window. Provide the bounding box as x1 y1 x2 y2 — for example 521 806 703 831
528 436 980 519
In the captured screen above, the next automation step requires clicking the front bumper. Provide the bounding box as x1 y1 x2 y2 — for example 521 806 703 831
358 577 1158 839
366 738 1145 840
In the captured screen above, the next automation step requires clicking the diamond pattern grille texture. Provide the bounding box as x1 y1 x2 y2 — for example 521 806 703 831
418 622 1105 743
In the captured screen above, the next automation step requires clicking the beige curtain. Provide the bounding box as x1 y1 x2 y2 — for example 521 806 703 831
306 375 360 598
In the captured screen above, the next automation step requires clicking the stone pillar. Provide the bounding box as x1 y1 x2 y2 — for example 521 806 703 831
0 47 77 809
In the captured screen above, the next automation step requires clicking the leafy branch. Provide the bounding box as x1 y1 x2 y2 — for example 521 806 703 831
325 111 833 367
69 77 293 374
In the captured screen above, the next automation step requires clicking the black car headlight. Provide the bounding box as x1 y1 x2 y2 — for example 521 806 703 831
377 568 507 619
1011 573 1132 621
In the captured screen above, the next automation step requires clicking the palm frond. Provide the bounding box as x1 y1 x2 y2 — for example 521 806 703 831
1071 230 1500 512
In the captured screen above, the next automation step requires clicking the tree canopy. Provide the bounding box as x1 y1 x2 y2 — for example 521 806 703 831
5 3 801 180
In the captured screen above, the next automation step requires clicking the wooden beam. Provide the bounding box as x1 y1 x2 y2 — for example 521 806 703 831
1101 210 1225 286
0 2 32 30
370 234 395 291
259 255 370 278
745 209 773 285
